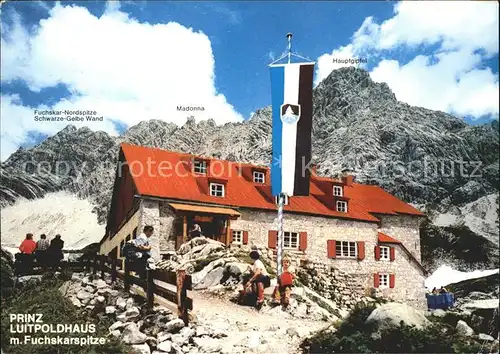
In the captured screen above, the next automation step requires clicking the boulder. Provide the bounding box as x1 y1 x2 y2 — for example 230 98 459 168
193 336 223 353
121 323 148 344
105 306 117 314
131 343 151 354
92 279 108 289
365 302 430 330
76 291 92 301
109 321 126 331
431 309 447 318
70 297 82 307
157 340 172 353
116 297 127 310
164 319 185 333
456 320 474 337
117 307 141 322
478 333 495 342
225 262 250 277
193 267 225 290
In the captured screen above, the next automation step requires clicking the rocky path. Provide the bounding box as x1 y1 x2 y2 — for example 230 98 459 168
190 290 328 354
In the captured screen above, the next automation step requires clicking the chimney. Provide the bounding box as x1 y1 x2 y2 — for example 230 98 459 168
341 168 355 186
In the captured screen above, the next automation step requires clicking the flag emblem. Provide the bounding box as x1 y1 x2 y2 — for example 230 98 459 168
270 62 315 197
280 104 301 124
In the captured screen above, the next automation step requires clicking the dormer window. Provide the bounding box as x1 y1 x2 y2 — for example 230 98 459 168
193 159 207 174
253 171 265 183
333 185 343 197
210 183 225 197
274 195 289 205
336 200 348 213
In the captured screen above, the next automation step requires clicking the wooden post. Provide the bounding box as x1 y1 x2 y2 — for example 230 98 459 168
111 256 117 283
92 254 97 275
100 255 105 279
182 215 188 244
225 219 231 246
177 269 189 325
146 269 155 309
124 261 130 292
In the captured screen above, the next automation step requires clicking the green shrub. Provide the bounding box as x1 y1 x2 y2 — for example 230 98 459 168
1 278 129 354
301 302 489 354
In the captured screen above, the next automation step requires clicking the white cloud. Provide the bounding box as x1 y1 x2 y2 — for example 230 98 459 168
316 1 499 119
1 3 243 160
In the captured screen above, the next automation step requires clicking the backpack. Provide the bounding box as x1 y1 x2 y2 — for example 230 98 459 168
121 242 138 259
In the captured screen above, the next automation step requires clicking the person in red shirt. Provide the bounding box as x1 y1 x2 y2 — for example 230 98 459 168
19 233 37 254
17 233 37 273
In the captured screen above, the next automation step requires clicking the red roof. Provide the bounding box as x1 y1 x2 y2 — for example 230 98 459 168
120 143 425 223
378 232 402 244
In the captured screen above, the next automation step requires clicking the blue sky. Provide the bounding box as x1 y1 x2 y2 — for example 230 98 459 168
1 1 498 160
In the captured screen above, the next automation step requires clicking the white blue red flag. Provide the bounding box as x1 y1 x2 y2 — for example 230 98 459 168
270 62 314 197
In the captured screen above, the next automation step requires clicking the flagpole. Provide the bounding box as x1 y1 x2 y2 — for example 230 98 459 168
277 193 284 276
286 32 292 64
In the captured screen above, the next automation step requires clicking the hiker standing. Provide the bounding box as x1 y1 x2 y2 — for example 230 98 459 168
48 234 64 270
189 224 202 239
243 248 270 310
131 225 155 279
271 255 296 306
35 234 50 270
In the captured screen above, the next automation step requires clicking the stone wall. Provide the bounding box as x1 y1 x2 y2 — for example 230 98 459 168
139 199 161 260
296 261 367 310
231 208 427 309
378 214 424 261
159 202 177 252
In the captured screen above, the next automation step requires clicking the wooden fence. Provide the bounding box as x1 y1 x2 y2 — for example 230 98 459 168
13 253 193 325
88 254 193 325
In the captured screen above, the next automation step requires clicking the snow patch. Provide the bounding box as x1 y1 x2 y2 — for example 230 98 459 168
425 264 499 290
1 191 104 250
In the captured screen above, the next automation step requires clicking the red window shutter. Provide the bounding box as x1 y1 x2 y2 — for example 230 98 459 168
228 229 233 243
390 247 395 261
374 246 381 260
374 273 380 288
268 230 277 249
327 240 336 258
357 241 365 260
389 274 395 288
243 231 249 245
299 232 307 251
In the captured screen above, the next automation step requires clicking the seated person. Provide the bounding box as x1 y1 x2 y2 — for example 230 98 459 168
271 256 296 306
240 248 270 310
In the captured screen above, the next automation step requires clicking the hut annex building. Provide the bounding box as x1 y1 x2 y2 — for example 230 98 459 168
100 143 428 306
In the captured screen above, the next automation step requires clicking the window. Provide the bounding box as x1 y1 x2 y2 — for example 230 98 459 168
210 183 225 197
119 240 125 257
277 231 299 249
380 246 390 260
274 195 289 205
126 234 131 242
132 227 138 239
232 230 243 243
336 200 348 212
333 185 343 197
379 273 389 288
335 241 357 258
253 171 265 183
193 159 207 174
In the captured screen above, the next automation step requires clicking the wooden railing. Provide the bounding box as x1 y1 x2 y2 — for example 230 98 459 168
89 254 193 325
14 254 193 325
